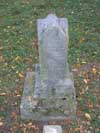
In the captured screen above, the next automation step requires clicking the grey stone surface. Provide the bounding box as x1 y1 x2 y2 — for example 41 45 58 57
37 14 69 81
20 14 77 121
20 72 35 119
43 125 62 133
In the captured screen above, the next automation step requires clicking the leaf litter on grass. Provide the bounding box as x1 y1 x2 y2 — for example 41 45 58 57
0 0 100 132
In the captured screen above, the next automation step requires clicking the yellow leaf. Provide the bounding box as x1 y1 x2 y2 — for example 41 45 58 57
92 68 97 74
98 71 100 75
18 73 24 78
85 113 91 120
16 71 19 74
15 56 21 62
11 66 16 69
28 122 32 126
81 60 87 64
75 128 81 131
77 64 81 68
83 79 88 84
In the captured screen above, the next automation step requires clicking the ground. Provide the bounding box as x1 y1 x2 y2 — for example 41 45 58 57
0 0 100 132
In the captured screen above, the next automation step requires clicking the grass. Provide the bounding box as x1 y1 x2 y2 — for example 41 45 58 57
0 0 100 132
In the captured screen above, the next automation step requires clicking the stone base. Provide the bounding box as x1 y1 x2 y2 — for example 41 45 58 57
43 125 62 133
20 68 77 121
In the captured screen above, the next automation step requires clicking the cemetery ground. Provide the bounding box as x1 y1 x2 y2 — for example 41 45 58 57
0 0 100 132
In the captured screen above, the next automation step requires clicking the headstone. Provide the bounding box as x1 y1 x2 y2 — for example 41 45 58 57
43 125 62 133
20 14 77 121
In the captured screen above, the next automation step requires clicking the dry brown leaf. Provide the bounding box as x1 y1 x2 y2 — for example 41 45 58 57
79 37 85 43
0 56 4 62
0 47 3 50
11 112 17 118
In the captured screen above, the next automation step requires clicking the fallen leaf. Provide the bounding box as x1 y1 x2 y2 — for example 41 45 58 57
28 122 32 126
0 56 4 62
11 66 16 70
0 93 6 96
79 37 85 43
76 63 81 68
16 71 19 74
18 73 24 78
83 79 88 84
29 21 33 24
15 56 21 62
85 113 91 120
16 94 21 97
0 121 4 126
88 103 93 108
0 47 3 50
75 128 81 131
7 26 10 28
81 60 87 64
92 68 97 74
72 69 78 72
98 71 100 75
11 112 17 118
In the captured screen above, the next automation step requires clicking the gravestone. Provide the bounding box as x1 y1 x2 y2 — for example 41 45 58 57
20 14 77 121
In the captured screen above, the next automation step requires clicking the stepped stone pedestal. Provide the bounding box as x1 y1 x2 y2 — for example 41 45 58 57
20 14 77 121
43 125 62 133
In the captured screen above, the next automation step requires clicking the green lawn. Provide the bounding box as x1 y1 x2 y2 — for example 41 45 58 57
0 0 100 132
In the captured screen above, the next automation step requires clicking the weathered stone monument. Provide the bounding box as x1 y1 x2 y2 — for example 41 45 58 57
20 14 77 121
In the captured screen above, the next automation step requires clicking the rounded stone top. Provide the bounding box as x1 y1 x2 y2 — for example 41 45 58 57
46 14 57 20
37 14 68 40
44 14 58 28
